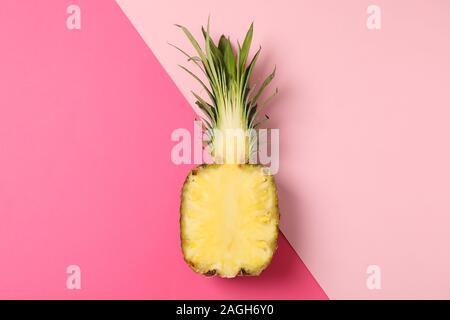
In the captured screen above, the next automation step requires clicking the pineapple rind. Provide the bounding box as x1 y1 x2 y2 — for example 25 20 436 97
180 164 279 278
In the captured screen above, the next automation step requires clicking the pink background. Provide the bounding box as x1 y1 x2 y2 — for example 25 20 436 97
1 0 450 299
0 0 325 299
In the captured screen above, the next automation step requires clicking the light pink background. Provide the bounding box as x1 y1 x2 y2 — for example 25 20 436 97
117 0 450 299
0 0 326 299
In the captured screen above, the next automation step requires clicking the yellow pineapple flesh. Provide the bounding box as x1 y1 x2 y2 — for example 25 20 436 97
181 164 279 277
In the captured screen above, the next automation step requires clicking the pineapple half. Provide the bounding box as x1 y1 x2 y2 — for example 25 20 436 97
176 20 279 277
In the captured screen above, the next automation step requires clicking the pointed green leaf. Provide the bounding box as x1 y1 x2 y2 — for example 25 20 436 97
169 42 206 75
204 18 221 92
201 26 223 63
195 101 215 124
249 88 278 127
218 35 228 54
192 91 217 122
250 66 276 106
178 65 216 104
223 38 236 80
175 24 207 66
238 23 253 74
241 46 261 93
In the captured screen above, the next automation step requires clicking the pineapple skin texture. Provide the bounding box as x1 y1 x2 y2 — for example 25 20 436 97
180 164 279 278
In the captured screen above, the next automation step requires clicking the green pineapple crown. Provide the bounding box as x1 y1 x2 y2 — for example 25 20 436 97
173 18 277 164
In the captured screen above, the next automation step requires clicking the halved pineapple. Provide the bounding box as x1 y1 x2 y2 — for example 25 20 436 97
181 164 279 277
175 20 279 277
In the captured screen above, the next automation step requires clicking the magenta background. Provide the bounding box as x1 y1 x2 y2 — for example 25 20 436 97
0 1 326 299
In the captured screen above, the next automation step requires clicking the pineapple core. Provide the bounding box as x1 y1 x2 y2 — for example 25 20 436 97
181 164 279 277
